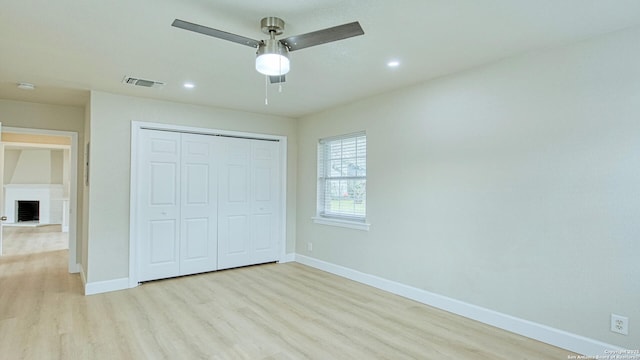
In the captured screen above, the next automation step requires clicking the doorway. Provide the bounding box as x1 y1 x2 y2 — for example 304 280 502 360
1 127 79 273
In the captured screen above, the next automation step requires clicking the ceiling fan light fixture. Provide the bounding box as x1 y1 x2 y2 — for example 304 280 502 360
256 39 290 76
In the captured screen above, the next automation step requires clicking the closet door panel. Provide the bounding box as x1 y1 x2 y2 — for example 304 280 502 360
218 138 280 269
252 214 272 251
183 218 208 256
138 129 181 282
148 220 178 263
218 137 252 270
179 134 218 275
251 140 280 263
227 215 249 253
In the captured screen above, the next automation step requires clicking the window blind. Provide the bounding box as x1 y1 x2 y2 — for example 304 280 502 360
317 132 366 221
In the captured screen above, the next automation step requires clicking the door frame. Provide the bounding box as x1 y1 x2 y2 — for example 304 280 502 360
129 121 288 288
1 126 79 273
0 123 3 255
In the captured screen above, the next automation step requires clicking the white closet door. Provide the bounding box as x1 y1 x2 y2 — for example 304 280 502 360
136 128 281 281
138 129 181 281
218 137 251 270
179 133 218 275
218 137 279 270
250 139 280 264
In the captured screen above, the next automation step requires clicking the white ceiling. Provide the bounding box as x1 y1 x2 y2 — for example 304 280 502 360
1 0 640 118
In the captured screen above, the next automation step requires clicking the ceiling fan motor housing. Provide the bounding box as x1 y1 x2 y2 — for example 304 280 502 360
261 17 285 35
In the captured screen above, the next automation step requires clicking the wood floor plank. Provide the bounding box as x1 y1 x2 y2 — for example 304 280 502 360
0 227 579 359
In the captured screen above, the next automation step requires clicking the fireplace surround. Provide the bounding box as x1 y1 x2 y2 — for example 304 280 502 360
3 184 64 225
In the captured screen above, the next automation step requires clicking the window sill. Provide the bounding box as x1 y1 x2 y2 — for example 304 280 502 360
312 217 370 231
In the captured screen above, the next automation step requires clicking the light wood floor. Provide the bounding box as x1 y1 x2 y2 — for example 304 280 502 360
2 224 68 255
0 228 577 359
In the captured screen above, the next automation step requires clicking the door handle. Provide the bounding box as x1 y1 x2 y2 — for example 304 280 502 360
0 216 7 221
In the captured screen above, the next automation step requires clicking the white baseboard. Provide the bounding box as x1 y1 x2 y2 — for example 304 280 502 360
69 262 81 274
294 254 626 356
280 253 296 263
84 277 130 296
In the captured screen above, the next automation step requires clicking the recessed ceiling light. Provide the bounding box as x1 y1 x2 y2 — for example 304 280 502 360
183 82 195 89
17 82 35 90
387 61 400 68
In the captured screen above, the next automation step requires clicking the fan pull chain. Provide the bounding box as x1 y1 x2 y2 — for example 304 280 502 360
264 75 269 105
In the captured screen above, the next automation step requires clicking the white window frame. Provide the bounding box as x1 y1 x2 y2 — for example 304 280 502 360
313 132 370 231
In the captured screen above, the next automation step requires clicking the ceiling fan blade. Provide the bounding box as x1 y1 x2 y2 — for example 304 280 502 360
279 21 364 52
269 75 286 84
172 19 261 48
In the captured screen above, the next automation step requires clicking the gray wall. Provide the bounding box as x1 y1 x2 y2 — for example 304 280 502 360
296 26 640 348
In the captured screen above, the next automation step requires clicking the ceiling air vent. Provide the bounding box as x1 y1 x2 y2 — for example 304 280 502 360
122 76 165 88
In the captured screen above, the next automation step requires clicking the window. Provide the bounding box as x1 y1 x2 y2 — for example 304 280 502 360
315 132 369 230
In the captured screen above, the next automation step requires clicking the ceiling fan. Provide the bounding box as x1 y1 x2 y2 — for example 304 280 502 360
172 17 364 84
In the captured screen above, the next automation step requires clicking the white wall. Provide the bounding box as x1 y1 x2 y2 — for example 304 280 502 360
85 91 297 283
3 149 20 183
4 149 64 184
296 26 640 349
8 149 51 183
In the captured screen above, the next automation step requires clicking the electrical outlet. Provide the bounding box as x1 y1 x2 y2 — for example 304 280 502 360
611 314 629 335
307 242 313 252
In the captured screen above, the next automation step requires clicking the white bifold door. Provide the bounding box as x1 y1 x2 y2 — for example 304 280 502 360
137 130 219 281
217 137 280 270
137 129 280 282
